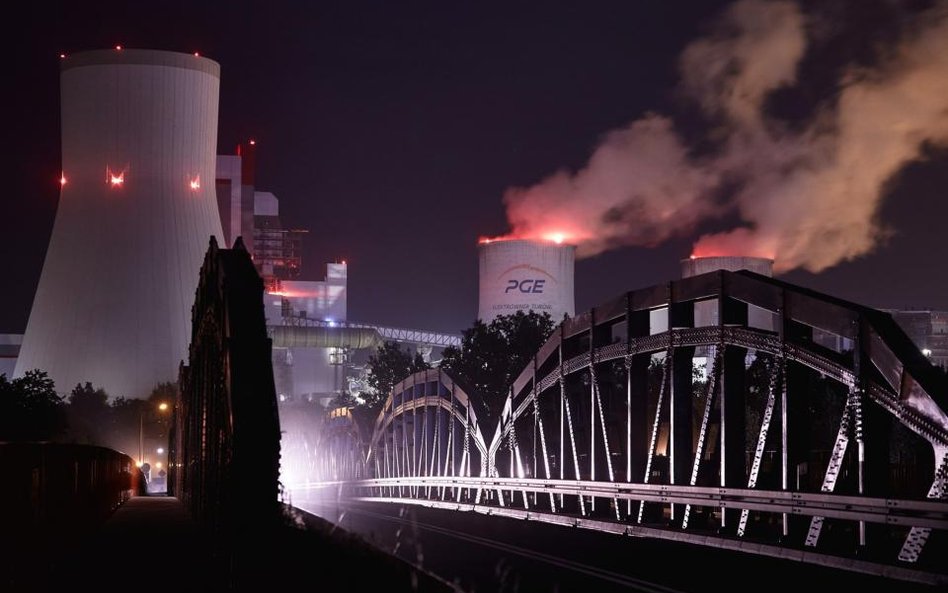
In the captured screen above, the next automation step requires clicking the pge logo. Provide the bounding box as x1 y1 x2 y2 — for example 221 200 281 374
505 279 546 294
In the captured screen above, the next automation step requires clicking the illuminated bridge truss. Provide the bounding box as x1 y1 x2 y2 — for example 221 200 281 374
310 407 366 483
312 271 948 584
362 369 490 500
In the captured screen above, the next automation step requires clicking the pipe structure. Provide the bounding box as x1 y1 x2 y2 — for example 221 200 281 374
268 325 382 350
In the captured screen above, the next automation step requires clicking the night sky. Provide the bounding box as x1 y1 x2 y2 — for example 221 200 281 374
3 1 946 335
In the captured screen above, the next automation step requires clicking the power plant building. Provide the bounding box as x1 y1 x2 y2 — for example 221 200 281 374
266 263 348 402
478 239 575 323
14 49 225 398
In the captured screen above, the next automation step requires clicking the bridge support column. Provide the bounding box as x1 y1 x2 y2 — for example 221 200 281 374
670 346 695 522
627 355 650 484
626 306 651 493
719 345 747 531
860 392 892 553
783 359 813 542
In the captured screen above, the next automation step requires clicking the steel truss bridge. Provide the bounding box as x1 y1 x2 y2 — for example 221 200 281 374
301 270 948 586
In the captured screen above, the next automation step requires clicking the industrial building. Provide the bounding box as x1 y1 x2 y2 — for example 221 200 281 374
477 238 576 323
253 192 307 290
215 143 307 292
883 310 948 369
15 49 225 398
266 263 349 402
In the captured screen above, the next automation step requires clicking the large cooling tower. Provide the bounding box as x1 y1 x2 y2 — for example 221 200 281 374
15 49 225 398
681 256 775 330
478 239 575 323
681 255 774 278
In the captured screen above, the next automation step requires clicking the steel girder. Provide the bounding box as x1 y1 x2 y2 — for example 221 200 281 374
365 369 490 500
482 270 948 570
317 270 948 578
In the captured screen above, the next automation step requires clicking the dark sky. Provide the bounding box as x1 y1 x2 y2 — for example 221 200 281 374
3 1 946 335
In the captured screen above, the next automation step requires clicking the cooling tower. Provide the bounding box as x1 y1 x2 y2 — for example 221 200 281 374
14 49 225 398
478 239 575 323
681 256 775 330
681 255 774 278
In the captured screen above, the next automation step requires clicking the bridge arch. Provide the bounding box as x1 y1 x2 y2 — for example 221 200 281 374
366 369 489 491
488 269 948 562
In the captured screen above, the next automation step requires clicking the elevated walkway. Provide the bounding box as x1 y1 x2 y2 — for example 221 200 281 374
3 494 459 592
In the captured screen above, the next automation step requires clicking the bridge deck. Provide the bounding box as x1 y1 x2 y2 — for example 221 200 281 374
77 495 215 591
3 494 458 592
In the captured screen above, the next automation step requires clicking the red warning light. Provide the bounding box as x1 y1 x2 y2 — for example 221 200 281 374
106 167 125 187
59 53 66 59
249 139 256 146
59 174 67 186
115 45 122 51
189 175 201 190
193 52 200 57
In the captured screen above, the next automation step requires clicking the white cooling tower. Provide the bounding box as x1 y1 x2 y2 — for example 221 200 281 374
14 49 225 398
681 256 775 330
681 255 774 278
478 239 575 323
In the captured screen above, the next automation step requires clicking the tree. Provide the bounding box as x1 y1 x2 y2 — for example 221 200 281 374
65 382 111 444
0 370 67 441
439 311 556 417
365 341 430 411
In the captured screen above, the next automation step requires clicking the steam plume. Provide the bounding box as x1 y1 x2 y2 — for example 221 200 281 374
500 0 948 273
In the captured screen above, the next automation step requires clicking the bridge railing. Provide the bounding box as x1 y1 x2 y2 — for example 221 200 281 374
0 442 143 535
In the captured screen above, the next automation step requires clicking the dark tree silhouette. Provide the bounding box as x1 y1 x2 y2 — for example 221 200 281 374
365 341 430 410
65 382 111 444
439 311 556 417
0 370 67 441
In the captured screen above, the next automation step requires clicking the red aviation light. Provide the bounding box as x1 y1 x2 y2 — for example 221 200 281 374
189 175 201 190
106 167 125 187
249 139 256 145
59 173 67 186
59 53 66 59
193 52 200 57
115 45 122 50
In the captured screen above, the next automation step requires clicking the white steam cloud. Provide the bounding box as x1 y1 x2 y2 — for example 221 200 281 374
501 0 948 273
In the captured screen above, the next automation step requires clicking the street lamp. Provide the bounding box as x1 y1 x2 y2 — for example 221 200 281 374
140 401 171 468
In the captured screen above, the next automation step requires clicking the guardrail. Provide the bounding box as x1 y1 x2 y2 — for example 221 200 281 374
0 442 143 534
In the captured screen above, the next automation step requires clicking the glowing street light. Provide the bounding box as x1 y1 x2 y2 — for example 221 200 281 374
140 401 171 467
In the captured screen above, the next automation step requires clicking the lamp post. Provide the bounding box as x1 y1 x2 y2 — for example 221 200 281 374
139 401 170 468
